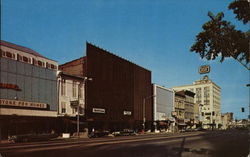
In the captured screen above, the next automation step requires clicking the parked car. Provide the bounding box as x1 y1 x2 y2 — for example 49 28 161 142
195 127 207 131
88 130 110 138
9 133 58 143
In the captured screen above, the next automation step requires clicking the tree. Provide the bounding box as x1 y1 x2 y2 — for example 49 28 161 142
190 0 250 70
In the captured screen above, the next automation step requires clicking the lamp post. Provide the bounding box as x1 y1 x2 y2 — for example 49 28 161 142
142 95 155 133
77 77 92 138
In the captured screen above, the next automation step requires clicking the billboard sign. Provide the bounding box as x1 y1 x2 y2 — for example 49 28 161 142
199 65 210 74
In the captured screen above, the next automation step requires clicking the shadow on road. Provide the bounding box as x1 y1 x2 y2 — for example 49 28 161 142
1 129 249 157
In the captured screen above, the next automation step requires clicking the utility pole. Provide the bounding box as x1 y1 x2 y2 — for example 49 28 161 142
143 98 146 133
77 83 80 138
142 95 155 133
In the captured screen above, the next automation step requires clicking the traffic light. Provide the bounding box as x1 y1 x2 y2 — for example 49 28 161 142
241 107 245 112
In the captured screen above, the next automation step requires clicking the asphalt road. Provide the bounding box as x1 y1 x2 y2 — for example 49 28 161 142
0 129 249 157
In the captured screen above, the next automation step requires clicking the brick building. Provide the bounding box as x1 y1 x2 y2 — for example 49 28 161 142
60 42 152 132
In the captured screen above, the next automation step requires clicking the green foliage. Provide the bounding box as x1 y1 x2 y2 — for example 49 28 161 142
190 0 250 68
229 0 250 24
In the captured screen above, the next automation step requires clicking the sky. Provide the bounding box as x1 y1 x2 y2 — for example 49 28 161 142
1 0 249 119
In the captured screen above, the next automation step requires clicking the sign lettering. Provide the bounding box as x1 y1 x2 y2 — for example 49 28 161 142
0 83 21 91
199 65 210 74
0 99 47 109
92 108 105 114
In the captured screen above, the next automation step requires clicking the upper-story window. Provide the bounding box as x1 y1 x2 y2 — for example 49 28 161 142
50 64 57 70
79 83 84 99
32 58 37 65
73 81 77 98
38 60 43 67
61 79 66 96
46 62 50 69
23 56 29 63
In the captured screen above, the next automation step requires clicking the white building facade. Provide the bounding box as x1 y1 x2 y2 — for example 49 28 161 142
173 76 221 129
152 84 174 131
57 72 86 117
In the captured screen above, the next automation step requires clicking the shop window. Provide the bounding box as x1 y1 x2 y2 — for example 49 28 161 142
61 102 66 113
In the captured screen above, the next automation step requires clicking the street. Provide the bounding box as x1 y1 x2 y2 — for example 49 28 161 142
0 129 249 157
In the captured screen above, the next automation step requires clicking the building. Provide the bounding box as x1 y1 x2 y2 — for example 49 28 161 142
59 42 152 132
0 40 58 139
174 91 186 130
174 90 195 129
173 75 221 129
152 84 174 132
221 112 233 130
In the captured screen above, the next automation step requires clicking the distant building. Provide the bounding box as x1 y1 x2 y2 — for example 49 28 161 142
173 75 221 129
152 84 174 131
221 112 233 129
59 42 152 132
174 91 186 130
0 40 58 139
174 90 195 129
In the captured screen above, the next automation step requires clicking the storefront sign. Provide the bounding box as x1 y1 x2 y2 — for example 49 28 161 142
0 83 21 91
92 108 105 114
0 99 47 109
123 111 132 115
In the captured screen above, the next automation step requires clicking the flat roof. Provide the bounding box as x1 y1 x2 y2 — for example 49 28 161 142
0 40 57 62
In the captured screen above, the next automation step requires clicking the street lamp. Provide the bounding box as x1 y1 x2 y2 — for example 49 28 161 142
142 95 155 133
77 77 92 137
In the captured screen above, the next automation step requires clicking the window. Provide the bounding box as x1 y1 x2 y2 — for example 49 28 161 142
79 83 84 98
38 60 43 66
32 58 37 65
0 50 6 57
18 54 23 61
61 79 66 96
73 81 77 97
50 64 54 69
46 62 50 69
61 102 66 113
23 56 29 63
6 51 13 59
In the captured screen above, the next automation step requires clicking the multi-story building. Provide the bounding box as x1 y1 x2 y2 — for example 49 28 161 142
56 71 92 134
174 91 185 130
60 42 152 132
0 40 58 139
221 112 233 130
57 72 86 117
174 90 195 129
152 84 174 132
173 75 221 129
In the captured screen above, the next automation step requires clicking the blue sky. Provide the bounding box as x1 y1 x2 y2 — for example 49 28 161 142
2 0 249 119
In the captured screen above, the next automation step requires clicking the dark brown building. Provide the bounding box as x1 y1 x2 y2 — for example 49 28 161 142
60 43 152 132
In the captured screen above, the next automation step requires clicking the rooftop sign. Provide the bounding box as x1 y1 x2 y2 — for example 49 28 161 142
199 65 210 74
